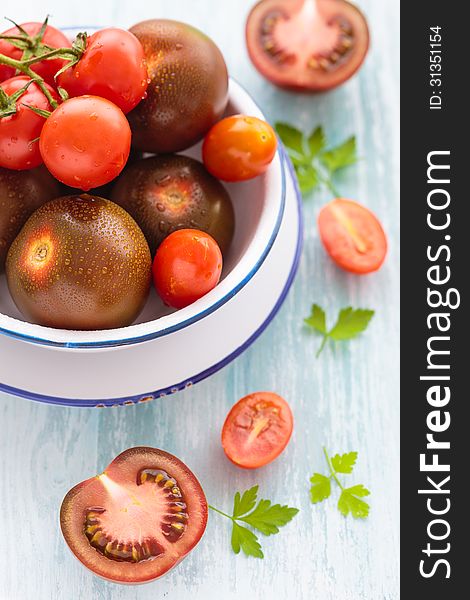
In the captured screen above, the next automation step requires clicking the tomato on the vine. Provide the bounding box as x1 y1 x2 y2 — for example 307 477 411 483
153 229 223 309
203 115 277 181
58 28 148 114
0 76 58 170
39 95 131 190
0 22 71 86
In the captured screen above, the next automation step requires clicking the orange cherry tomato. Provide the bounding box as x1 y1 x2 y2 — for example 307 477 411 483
153 229 222 309
221 392 293 469
318 198 387 274
202 115 277 181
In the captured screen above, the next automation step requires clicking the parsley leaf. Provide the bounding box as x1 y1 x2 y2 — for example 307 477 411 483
338 485 371 518
304 304 375 357
309 473 331 503
320 136 358 173
331 452 358 474
275 122 358 196
209 486 299 558
310 448 370 519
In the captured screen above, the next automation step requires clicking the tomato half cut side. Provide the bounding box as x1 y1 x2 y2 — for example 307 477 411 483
222 392 294 469
246 0 369 91
318 198 387 274
60 447 208 584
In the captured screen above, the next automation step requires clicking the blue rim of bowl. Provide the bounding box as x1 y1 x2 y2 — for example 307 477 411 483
0 78 286 349
0 155 303 406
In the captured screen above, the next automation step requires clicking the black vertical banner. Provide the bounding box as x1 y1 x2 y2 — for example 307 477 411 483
401 1 466 596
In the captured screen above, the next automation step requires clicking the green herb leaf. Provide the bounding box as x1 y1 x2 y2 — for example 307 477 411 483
304 304 327 334
310 448 370 519
320 136 358 173
308 126 326 157
309 473 331 503
231 522 264 558
296 165 320 194
240 499 299 535
328 308 375 341
232 485 258 518
275 122 305 155
210 486 299 559
331 452 358 474
338 485 370 519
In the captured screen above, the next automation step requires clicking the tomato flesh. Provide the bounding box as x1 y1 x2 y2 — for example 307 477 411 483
246 0 369 91
0 22 71 86
60 447 208 584
153 229 223 309
202 115 277 182
318 198 387 274
0 76 58 170
222 392 294 469
58 28 148 114
39 95 131 190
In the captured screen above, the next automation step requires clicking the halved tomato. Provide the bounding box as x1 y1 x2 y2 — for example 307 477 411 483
222 392 294 469
246 0 369 91
60 447 208 584
318 198 387 274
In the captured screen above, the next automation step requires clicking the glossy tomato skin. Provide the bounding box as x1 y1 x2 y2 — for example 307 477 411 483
0 76 59 170
222 392 294 469
153 229 222 309
203 115 277 182
0 22 71 86
6 194 151 330
246 0 369 92
60 447 208 584
111 155 234 256
39 95 131 190
128 19 228 153
58 28 148 114
0 166 61 271
318 198 387 274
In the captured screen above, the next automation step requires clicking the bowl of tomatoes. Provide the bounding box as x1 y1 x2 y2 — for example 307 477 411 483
0 20 302 405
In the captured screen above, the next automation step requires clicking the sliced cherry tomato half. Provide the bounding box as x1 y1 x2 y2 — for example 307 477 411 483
0 76 59 170
222 392 294 469
246 0 369 91
153 229 223 309
58 28 148 114
202 115 277 182
39 95 131 190
318 198 387 274
60 447 208 584
0 22 71 86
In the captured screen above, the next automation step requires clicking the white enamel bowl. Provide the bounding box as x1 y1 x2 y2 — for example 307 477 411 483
0 44 303 405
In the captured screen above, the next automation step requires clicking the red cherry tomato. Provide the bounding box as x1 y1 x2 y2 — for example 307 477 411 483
0 76 58 170
222 392 294 469
39 95 131 190
318 198 387 274
246 0 369 92
58 28 148 114
0 22 71 86
153 229 222 309
202 115 277 181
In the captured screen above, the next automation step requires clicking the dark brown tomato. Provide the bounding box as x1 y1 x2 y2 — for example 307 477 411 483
128 19 229 153
60 447 208 584
246 0 369 91
111 155 234 256
0 166 60 271
6 194 151 330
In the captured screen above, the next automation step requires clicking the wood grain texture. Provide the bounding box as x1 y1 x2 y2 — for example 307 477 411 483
0 1 399 598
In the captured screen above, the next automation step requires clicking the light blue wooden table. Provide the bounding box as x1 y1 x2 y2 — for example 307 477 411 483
0 1 399 598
